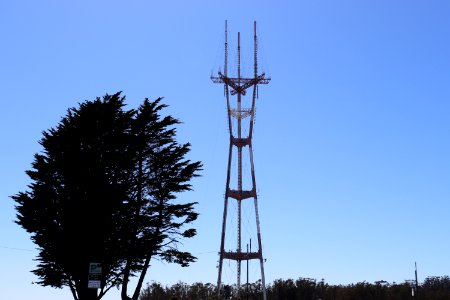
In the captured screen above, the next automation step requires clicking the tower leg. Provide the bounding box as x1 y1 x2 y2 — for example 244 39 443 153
218 142 233 299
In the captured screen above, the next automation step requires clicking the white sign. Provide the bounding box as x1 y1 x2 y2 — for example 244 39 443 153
88 280 101 289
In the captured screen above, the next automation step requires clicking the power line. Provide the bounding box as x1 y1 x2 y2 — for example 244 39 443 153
0 245 34 252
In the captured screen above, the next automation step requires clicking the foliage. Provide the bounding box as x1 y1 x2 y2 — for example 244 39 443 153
12 93 202 300
139 276 450 300
140 281 216 300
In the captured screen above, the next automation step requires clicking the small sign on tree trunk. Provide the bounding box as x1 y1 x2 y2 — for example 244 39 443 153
88 263 102 289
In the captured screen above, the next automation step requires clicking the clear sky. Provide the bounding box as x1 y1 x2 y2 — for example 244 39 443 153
2 1 450 299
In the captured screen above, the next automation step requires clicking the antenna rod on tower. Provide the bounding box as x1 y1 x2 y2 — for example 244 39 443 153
254 21 258 79
225 20 228 77
236 30 243 293
238 31 241 83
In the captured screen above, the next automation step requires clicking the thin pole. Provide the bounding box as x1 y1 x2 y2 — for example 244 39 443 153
254 21 257 79
225 20 228 77
246 243 249 300
237 31 242 294
415 262 419 299
217 20 231 300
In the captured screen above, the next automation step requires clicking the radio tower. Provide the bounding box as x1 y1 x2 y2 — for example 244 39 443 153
211 21 270 300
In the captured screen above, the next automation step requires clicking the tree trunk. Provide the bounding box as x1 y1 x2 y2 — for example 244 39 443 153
132 253 152 300
77 287 98 300
121 259 132 300
76 272 99 300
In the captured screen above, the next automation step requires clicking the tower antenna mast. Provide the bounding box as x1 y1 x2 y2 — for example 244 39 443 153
212 20 270 300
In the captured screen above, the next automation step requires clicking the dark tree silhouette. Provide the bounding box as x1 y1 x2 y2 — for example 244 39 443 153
12 92 202 300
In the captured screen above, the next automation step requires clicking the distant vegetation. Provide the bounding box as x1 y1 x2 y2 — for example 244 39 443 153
139 276 450 300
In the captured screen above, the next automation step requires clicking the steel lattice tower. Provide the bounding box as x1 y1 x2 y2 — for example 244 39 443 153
211 21 270 300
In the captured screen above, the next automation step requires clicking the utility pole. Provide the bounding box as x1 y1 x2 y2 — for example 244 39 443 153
415 262 419 299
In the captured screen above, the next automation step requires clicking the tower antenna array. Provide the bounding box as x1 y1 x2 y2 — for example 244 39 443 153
211 20 270 300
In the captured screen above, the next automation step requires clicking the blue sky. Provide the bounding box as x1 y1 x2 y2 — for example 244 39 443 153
2 1 450 299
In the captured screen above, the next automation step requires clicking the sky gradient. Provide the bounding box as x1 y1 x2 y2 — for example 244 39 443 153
1 1 450 299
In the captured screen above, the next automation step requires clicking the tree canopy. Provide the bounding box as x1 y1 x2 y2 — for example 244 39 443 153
12 92 202 300
138 276 450 300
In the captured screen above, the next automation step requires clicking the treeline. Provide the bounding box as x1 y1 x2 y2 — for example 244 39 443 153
139 276 450 300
